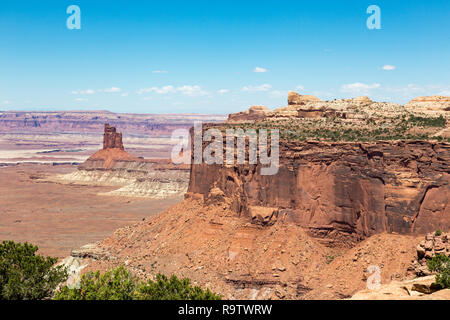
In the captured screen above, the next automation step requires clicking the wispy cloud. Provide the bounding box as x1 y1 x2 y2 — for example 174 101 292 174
242 84 272 92
101 87 122 93
217 89 230 94
253 67 268 73
71 89 95 95
152 70 168 74
382 65 396 71
137 85 208 96
341 82 381 94
75 98 87 102
138 85 175 94
177 85 209 96
72 87 122 94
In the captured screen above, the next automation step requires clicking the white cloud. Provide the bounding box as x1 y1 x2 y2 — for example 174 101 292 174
341 82 381 94
2 100 12 105
121 92 129 97
295 85 305 91
137 85 208 96
102 87 122 93
253 67 268 73
242 84 272 92
82 89 95 95
137 86 175 94
71 89 95 95
177 85 208 97
152 70 168 74
382 65 396 71
217 89 230 94
75 98 87 102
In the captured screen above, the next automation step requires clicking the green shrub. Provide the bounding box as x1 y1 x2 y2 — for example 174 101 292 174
427 254 450 289
0 241 67 300
55 266 221 300
406 115 446 127
435 230 442 236
137 273 221 300
325 255 335 264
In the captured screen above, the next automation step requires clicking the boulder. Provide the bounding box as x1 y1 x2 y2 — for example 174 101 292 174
287 91 321 105
227 106 271 122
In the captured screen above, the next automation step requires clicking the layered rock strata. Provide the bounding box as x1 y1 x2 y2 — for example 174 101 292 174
188 132 450 245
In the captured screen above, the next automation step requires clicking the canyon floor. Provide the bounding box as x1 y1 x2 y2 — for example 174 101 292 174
0 164 182 258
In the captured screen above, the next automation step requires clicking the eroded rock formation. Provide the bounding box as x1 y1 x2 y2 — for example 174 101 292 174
287 91 321 105
405 96 450 115
228 106 271 122
410 232 450 276
64 93 450 300
103 123 124 150
55 124 190 198
188 127 450 245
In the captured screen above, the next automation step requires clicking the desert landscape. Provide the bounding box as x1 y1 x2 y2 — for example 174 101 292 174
2 92 447 300
0 112 224 257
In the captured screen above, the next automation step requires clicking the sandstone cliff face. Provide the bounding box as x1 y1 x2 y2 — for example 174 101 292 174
188 137 450 245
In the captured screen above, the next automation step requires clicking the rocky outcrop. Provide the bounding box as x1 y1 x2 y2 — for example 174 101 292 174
287 91 321 105
270 92 406 120
55 124 190 198
188 134 450 245
410 232 450 276
405 96 450 115
103 123 124 150
350 275 450 300
228 106 271 122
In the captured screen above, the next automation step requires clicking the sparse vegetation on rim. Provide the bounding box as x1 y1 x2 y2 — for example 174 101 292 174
222 112 448 142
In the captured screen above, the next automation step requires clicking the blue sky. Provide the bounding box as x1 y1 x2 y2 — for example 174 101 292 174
0 0 449 114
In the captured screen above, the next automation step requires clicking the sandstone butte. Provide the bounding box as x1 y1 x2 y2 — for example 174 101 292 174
63 93 450 300
53 123 190 198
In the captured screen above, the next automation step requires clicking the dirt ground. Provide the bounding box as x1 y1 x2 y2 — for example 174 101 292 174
0 163 182 258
